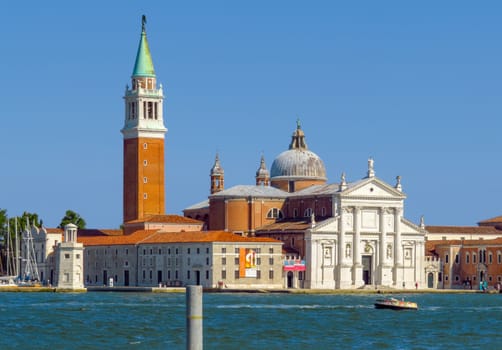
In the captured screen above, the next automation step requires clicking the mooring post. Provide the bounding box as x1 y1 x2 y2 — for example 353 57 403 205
186 285 203 350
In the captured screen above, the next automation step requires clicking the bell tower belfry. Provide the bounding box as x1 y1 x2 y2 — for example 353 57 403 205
122 16 167 223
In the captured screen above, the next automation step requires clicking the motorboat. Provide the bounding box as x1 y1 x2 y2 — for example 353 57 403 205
374 297 418 310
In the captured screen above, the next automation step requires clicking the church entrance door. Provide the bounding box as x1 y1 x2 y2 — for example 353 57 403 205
427 272 434 288
362 255 372 285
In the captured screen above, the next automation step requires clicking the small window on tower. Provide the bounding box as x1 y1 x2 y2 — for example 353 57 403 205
143 193 148 199
143 177 148 183
143 143 148 149
143 160 148 166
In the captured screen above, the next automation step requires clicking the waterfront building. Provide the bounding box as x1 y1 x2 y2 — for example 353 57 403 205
427 237 502 290
79 230 284 288
425 219 502 289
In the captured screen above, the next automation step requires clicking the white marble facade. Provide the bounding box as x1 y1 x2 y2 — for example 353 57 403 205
305 173 427 290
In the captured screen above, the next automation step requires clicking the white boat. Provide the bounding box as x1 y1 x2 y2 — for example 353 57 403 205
374 297 418 310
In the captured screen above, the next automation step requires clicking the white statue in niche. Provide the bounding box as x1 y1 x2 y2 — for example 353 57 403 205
387 244 392 259
345 244 351 258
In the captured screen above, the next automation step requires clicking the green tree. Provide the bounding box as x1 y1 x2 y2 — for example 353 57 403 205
59 210 86 229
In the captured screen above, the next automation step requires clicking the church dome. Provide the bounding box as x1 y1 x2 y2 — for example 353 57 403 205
270 122 327 181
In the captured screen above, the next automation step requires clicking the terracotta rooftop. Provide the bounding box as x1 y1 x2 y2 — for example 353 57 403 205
427 237 502 250
256 218 328 233
141 231 281 244
78 230 281 246
425 226 502 234
78 230 157 246
44 228 63 234
125 214 203 225
478 215 502 224
78 229 124 237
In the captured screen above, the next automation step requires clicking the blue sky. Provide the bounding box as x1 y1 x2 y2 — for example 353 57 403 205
1 1 501 228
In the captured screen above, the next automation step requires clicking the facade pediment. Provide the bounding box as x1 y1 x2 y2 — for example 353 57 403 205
342 177 405 200
401 218 426 236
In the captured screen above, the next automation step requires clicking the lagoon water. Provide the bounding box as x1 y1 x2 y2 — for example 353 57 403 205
1 292 501 349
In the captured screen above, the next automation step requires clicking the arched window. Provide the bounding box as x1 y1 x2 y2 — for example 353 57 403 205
466 252 470 264
304 208 313 217
266 208 283 219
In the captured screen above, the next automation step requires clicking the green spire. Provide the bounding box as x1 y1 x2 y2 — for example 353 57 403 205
132 15 155 78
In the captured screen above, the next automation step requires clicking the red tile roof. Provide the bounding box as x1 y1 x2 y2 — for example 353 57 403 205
78 230 157 246
427 237 502 250
77 229 124 237
425 226 502 234
478 215 502 224
125 214 203 225
78 230 281 246
256 219 314 233
45 228 63 234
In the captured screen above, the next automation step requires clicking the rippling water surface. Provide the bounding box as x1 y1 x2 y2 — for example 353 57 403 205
1 292 501 349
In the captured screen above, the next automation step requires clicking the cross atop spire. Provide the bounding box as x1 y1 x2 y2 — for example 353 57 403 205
142 15 147 32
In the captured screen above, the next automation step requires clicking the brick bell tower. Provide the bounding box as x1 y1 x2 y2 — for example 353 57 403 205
122 16 167 223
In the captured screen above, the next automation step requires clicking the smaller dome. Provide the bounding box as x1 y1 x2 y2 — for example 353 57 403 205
256 155 270 177
210 153 224 176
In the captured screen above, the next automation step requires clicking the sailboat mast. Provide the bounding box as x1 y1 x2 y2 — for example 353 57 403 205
6 217 10 276
15 217 19 278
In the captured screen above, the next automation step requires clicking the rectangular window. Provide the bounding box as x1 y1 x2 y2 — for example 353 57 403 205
76 254 80 260
234 270 239 279
455 254 459 264
269 270 274 279
206 248 210 254
222 270 227 279
269 248 274 254
206 257 210 265
235 248 239 254
256 270 261 279
269 258 274 265
206 271 209 279
222 247 226 254
187 248 191 254
489 255 493 264
234 258 239 265
257 258 261 265
197 248 200 254
222 257 226 265
64 254 70 259
445 254 449 264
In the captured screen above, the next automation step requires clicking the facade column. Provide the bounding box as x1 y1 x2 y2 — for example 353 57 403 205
393 207 403 287
338 209 345 266
352 207 363 287
379 207 392 286
338 207 351 288
379 207 386 267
